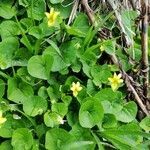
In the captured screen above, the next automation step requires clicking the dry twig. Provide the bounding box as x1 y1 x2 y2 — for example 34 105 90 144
141 0 149 99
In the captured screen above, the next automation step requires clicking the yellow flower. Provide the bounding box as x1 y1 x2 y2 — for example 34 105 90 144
108 73 123 91
0 111 7 126
70 82 82 97
45 8 60 27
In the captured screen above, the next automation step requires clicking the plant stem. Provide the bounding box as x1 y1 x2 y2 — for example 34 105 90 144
141 0 149 99
0 71 10 79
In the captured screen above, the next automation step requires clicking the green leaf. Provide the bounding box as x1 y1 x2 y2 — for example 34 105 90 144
100 39 116 55
52 103 68 117
0 37 19 69
46 39 62 58
23 96 47 116
0 140 13 150
86 79 97 96
101 100 123 114
115 101 137 123
94 88 123 102
28 21 55 39
73 13 90 34
19 0 46 20
45 128 74 150
47 85 60 102
0 0 16 19
102 114 117 129
83 26 96 47
44 112 63 127
65 25 86 38
61 95 72 106
0 79 5 98
0 21 21 40
0 115 13 138
38 86 48 99
120 10 138 42
70 123 96 150
91 64 112 85
7 78 34 104
66 111 78 127
44 46 67 72
0 114 29 138
63 141 95 150
128 44 141 61
28 26 42 39
32 140 39 150
20 18 34 30
50 0 64 4
79 97 104 128
11 128 33 150
116 48 132 71
140 116 150 132
27 54 53 80
60 40 77 65
100 123 147 150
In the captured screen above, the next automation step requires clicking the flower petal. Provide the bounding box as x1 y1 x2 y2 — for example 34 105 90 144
77 86 82 91
45 12 50 18
73 91 78 97
108 77 113 82
111 83 118 91
50 7 54 14
119 79 123 83
0 117 7 124
118 73 122 78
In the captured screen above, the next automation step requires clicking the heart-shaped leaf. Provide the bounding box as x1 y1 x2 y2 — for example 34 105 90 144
27 54 53 80
79 97 104 128
23 96 47 116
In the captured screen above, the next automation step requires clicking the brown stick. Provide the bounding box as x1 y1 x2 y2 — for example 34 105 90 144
81 0 95 23
81 0 150 116
141 0 149 98
124 71 150 116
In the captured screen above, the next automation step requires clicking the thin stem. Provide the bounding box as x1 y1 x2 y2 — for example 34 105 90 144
15 109 36 128
0 71 10 79
141 0 149 98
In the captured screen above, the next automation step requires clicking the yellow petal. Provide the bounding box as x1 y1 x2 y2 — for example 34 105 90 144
119 79 123 83
76 81 80 87
72 82 76 86
50 7 54 14
118 73 122 79
77 86 82 91
108 77 113 82
53 11 60 20
111 83 118 91
70 86 75 91
45 12 50 18
73 91 78 97
0 117 7 124
48 20 55 27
